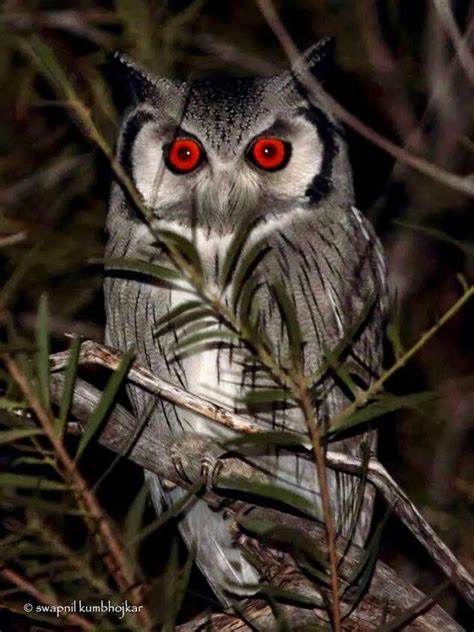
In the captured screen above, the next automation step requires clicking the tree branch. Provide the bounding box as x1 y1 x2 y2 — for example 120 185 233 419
48 364 473 616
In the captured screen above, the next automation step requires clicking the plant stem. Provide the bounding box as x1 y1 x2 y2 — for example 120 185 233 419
2 354 152 631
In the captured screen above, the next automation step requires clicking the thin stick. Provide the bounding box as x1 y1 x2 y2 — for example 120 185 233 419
299 391 342 630
50 340 264 437
254 0 474 197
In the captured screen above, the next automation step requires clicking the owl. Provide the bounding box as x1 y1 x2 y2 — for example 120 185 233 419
104 39 388 606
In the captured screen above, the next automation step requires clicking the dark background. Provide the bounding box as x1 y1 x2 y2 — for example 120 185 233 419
0 1 472 629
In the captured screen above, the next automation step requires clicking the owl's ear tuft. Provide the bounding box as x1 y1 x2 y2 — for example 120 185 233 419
292 37 335 82
106 50 160 103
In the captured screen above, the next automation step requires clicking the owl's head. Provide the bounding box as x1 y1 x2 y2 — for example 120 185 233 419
109 39 353 235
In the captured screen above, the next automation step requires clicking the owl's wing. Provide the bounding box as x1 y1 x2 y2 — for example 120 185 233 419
239 205 388 544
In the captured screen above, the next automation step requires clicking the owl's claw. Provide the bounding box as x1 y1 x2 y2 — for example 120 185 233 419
170 443 223 490
170 443 192 484
200 453 224 490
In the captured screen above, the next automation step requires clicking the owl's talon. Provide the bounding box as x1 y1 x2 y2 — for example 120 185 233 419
200 454 223 490
170 444 192 483
162 478 177 491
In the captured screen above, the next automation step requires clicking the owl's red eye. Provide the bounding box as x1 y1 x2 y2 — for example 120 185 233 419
165 138 204 174
248 137 291 171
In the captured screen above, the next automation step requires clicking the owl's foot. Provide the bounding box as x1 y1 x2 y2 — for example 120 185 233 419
170 443 224 490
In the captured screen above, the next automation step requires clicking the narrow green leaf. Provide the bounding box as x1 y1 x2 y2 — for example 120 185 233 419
328 391 435 435
36 292 50 409
241 388 293 404
123 480 149 559
173 328 238 354
243 583 319 607
155 306 214 338
76 349 135 459
231 239 271 309
0 494 81 515
157 229 203 278
0 428 44 445
0 398 28 411
96 256 182 282
0 473 66 491
310 291 377 386
272 282 303 368
219 217 257 290
171 546 195 627
224 431 309 450
127 481 202 547
22 36 73 99
58 335 81 435
237 516 329 584
342 510 389 608
218 478 321 521
154 299 207 331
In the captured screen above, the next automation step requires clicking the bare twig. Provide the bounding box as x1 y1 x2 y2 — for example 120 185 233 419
299 389 342 630
50 340 265 437
254 0 474 197
432 0 474 83
0 231 27 248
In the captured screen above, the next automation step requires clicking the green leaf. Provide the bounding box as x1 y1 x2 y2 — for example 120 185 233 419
311 291 377 385
36 292 50 410
0 428 44 445
0 494 82 515
328 391 435 435
22 36 73 99
123 480 149 560
96 256 182 282
153 299 209 334
244 583 319 608
173 328 238 354
219 217 257 290
224 430 310 451
127 481 202 547
155 306 215 338
272 282 303 368
237 516 329 584
0 398 28 411
0 473 66 491
155 539 195 630
241 388 293 404
231 238 271 310
341 510 389 609
217 478 321 521
76 349 135 459
157 229 203 278
57 335 81 435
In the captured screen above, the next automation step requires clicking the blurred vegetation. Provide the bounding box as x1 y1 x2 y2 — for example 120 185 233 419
0 0 473 630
